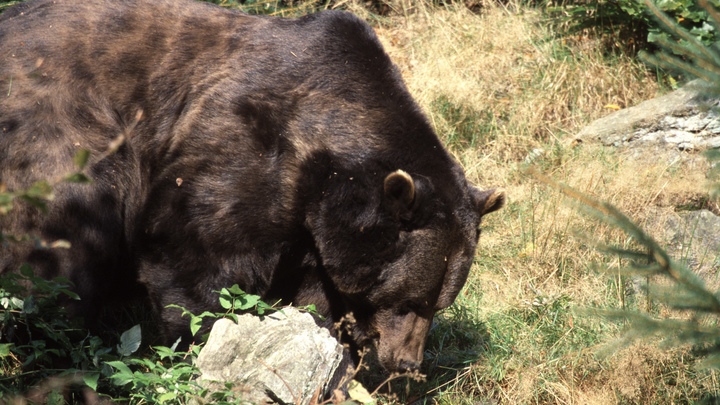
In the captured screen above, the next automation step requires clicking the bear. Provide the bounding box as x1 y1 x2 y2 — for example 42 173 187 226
0 0 505 374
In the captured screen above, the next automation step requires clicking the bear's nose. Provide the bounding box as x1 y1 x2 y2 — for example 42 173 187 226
397 359 420 372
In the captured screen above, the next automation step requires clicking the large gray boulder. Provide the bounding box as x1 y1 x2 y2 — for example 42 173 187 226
196 308 344 405
575 80 709 147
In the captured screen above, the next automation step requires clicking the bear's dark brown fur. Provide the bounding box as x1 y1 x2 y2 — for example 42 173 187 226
0 0 504 373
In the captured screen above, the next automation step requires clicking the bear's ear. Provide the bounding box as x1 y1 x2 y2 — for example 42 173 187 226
384 170 415 219
471 187 506 216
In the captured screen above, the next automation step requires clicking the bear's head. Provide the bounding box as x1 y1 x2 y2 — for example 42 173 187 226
306 164 505 373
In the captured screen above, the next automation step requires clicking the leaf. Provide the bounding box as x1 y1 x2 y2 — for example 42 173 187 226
27 180 53 199
154 346 175 360
226 284 244 295
0 343 13 357
235 294 259 310
347 380 374 404
117 324 142 356
197 311 218 319
46 390 63 405
18 195 47 212
19 264 34 277
106 360 134 384
52 276 74 285
59 288 80 300
73 149 91 169
22 295 36 314
218 293 232 310
64 173 92 184
83 372 100 391
157 392 177 403
258 300 276 315
190 315 203 336
10 297 24 310
169 336 182 353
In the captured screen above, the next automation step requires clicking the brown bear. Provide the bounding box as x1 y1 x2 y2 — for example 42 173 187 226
0 0 505 374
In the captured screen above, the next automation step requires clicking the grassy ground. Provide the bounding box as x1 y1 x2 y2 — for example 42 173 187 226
353 0 720 403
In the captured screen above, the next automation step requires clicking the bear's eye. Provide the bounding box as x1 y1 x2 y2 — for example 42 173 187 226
397 305 412 316
396 300 431 317
396 301 422 316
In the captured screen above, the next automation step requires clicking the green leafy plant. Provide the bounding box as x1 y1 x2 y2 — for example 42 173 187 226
1 148 90 249
168 284 279 338
548 0 719 54
0 274 273 403
639 0 720 94
0 267 108 401
104 336 207 404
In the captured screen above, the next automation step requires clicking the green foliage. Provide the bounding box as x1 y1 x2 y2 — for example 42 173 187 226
0 181 54 216
549 0 719 53
100 286 285 404
0 271 282 403
0 268 104 399
640 0 720 94
0 122 321 403
0 149 90 226
167 284 282 338
104 343 207 404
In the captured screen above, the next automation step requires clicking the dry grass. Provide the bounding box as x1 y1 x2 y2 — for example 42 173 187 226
373 0 660 160
358 0 720 403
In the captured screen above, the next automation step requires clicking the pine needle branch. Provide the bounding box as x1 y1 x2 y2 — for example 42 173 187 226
529 166 720 364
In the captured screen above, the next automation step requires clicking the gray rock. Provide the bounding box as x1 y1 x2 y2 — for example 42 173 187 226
706 137 720 149
657 209 720 276
625 209 720 300
196 308 344 405
576 80 705 146
575 79 720 156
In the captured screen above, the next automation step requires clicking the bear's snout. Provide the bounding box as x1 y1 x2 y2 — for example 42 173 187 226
397 359 421 373
375 311 433 373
